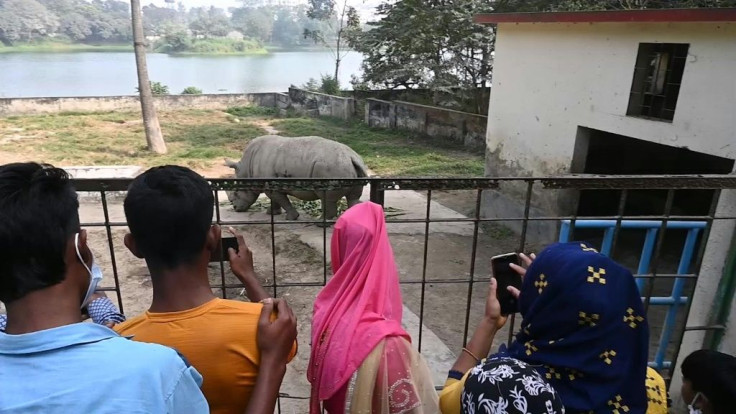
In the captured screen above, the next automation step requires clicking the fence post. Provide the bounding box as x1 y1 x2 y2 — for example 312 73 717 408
369 181 385 206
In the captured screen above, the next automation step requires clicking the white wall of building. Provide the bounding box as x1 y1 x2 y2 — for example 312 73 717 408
486 21 736 177
485 20 736 408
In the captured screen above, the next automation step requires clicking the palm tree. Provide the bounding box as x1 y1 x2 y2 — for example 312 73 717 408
130 0 166 154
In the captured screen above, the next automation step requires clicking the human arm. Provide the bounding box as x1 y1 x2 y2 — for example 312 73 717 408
448 253 535 375
244 298 298 414
227 227 270 303
166 365 210 414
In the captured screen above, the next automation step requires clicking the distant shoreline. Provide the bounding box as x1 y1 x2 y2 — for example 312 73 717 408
0 42 344 55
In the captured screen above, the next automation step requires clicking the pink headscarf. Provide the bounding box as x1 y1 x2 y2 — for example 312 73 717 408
308 202 410 413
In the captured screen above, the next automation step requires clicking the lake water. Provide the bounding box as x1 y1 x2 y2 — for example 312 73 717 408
0 51 363 98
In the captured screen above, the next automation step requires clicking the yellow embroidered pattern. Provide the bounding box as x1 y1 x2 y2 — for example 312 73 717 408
599 349 617 365
578 311 600 327
524 341 538 356
534 274 548 293
580 243 598 253
587 266 607 284
545 366 562 380
608 395 630 413
623 308 645 328
566 368 584 381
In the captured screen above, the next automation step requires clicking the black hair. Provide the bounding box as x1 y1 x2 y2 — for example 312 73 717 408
0 163 80 303
124 165 214 270
682 349 736 414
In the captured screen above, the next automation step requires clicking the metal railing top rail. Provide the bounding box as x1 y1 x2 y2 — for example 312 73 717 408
69 174 736 192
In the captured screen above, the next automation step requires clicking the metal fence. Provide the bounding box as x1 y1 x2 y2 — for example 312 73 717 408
74 175 736 411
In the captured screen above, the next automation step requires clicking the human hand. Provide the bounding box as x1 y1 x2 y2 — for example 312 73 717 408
227 227 255 282
508 253 535 299
257 298 297 367
484 277 507 330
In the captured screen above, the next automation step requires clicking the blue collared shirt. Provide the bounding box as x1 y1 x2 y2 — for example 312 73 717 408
0 322 210 413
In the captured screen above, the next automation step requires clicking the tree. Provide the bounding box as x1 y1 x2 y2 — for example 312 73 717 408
0 0 58 44
231 6 274 43
350 0 493 111
130 0 167 154
188 6 230 38
304 0 361 82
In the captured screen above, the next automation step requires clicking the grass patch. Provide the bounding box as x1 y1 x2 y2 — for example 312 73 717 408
226 106 278 118
0 110 263 170
0 41 131 53
0 109 484 177
271 117 485 177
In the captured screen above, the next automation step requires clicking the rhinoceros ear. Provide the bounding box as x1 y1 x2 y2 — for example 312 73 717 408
224 158 238 170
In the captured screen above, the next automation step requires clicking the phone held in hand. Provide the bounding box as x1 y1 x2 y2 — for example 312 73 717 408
491 252 522 315
210 237 239 262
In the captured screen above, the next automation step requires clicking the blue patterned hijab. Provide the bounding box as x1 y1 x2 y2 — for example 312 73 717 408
498 242 649 413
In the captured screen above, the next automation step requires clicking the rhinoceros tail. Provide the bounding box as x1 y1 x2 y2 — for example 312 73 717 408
351 154 369 178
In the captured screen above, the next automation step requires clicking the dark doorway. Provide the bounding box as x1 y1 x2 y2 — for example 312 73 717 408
572 127 734 217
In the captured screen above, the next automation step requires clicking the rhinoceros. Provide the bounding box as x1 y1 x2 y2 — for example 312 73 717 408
225 135 368 220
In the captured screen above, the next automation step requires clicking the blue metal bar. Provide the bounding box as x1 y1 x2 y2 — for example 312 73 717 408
654 228 701 369
558 219 706 371
637 229 659 293
559 221 571 242
559 219 706 230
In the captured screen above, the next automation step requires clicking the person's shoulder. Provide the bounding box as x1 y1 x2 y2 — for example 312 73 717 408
212 298 263 315
105 335 188 368
113 313 148 335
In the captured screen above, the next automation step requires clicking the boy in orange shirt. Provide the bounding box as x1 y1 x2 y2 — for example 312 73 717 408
114 165 296 414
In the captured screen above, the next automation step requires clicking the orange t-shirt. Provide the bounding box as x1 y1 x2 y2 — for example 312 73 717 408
114 298 296 414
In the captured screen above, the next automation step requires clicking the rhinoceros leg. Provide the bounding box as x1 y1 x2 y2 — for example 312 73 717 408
270 199 283 215
270 191 299 220
346 185 363 208
322 192 340 220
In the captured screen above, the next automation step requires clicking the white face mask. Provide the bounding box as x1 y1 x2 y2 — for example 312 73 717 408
74 233 103 308
688 392 703 414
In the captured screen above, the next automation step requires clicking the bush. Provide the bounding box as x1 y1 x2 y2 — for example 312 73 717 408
302 78 319 92
319 75 340 96
181 86 203 95
135 81 169 95
226 106 277 117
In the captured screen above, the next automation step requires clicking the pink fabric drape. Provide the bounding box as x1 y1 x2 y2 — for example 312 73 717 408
308 202 410 414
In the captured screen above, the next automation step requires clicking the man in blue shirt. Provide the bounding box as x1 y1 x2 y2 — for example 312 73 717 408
0 162 209 413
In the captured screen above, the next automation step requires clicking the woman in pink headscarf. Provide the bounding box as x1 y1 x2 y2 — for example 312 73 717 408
308 202 439 414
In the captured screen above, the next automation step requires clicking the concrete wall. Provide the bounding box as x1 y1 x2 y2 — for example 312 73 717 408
287 87 355 120
0 93 277 117
484 20 736 404
365 98 487 150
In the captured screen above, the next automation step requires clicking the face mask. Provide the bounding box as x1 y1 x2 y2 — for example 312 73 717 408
688 392 703 414
75 233 103 308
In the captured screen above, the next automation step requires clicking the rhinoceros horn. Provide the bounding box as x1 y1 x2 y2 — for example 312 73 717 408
224 158 238 169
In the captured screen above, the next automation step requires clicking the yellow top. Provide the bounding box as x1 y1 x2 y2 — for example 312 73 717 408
115 298 296 414
438 365 668 414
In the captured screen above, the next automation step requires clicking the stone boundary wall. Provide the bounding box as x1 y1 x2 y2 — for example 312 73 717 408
365 98 487 150
286 87 355 120
0 93 277 116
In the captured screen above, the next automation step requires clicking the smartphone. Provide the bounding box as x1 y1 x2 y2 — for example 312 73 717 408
491 253 522 315
210 237 239 262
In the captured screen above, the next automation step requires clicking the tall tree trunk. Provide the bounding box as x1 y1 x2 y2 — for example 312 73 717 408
131 0 166 154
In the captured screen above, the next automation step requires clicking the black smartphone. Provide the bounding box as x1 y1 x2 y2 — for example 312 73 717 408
210 237 239 262
491 252 522 315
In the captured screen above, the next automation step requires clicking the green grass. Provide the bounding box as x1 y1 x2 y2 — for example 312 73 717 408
0 41 132 53
0 109 484 177
0 110 263 170
226 106 278 117
272 117 485 177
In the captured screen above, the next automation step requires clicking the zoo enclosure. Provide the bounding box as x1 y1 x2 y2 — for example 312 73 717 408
74 175 736 408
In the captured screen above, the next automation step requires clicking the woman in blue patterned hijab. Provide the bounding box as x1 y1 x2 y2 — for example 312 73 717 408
499 242 649 413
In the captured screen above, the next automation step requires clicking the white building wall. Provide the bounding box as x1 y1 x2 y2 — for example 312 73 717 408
486 21 736 177
484 21 736 409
